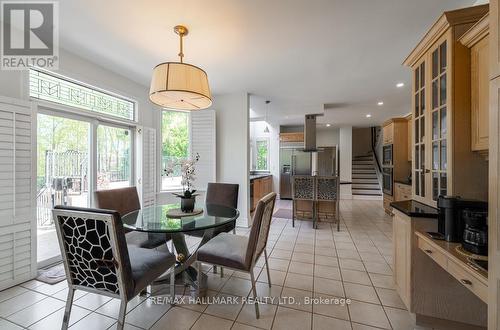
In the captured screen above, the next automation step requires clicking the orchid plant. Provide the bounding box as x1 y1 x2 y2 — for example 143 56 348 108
163 153 200 199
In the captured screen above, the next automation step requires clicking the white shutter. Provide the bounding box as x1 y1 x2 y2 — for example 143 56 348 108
190 109 216 191
137 126 157 207
0 96 36 290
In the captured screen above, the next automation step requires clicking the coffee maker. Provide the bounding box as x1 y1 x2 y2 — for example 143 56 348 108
429 196 488 243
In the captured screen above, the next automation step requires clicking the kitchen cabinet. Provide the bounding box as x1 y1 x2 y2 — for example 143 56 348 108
460 14 490 158
404 4 489 207
251 175 273 211
382 118 410 214
491 0 500 78
394 182 412 202
406 115 412 161
279 132 304 142
393 211 411 307
382 122 394 144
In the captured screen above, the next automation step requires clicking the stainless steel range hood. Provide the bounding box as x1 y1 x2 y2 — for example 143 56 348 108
303 114 322 152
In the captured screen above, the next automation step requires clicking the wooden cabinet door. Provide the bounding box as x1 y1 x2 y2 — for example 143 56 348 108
489 76 500 330
412 56 428 204
491 0 500 79
393 212 411 308
471 36 490 151
407 117 412 161
383 123 394 144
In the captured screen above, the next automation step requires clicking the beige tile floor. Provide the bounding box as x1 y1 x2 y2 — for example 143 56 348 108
0 199 432 330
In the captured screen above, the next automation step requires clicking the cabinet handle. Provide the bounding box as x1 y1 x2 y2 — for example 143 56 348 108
424 249 433 254
425 169 430 173
460 279 472 286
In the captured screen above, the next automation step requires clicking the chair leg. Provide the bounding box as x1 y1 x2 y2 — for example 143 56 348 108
61 288 74 330
117 300 127 330
292 201 295 228
264 249 271 288
250 270 260 319
213 265 218 274
170 265 176 302
220 267 224 278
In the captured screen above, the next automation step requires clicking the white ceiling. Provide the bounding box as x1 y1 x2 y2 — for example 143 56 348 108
58 0 476 127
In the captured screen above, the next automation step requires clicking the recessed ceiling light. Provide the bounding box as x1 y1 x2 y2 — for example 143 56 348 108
366 114 372 118
396 82 405 88
326 124 331 127
377 101 384 106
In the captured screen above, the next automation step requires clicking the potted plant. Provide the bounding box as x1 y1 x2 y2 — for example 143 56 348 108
163 153 200 213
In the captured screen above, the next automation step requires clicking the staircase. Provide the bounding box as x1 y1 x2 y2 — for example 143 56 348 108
352 153 382 199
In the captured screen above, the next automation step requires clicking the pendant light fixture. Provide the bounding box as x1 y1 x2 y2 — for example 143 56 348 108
264 100 270 133
149 25 212 110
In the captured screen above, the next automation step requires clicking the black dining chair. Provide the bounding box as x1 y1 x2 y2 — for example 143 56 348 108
94 186 170 249
53 206 176 330
197 192 276 319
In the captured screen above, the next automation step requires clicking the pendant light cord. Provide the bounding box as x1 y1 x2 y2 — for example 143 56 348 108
178 33 184 63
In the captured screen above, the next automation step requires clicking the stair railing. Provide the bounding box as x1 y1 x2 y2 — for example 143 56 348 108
371 127 382 173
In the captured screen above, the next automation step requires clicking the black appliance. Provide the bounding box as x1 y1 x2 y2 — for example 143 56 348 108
382 144 393 166
382 167 393 195
429 196 488 243
462 209 488 255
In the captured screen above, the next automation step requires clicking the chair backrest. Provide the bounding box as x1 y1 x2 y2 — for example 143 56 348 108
52 206 133 299
292 176 315 201
206 182 239 209
246 192 276 267
94 186 141 216
316 176 339 201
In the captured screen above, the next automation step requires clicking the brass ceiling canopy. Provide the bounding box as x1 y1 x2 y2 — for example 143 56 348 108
149 25 212 110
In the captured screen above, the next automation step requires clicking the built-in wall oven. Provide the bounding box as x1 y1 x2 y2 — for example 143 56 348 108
382 144 393 166
382 167 393 195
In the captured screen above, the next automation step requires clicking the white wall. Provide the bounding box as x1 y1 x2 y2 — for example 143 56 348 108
317 128 340 147
339 126 353 199
213 93 250 226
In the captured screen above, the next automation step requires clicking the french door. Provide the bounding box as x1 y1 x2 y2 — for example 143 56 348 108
36 110 133 266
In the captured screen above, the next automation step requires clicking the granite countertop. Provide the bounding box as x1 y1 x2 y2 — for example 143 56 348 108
394 180 411 185
390 200 438 218
250 173 272 181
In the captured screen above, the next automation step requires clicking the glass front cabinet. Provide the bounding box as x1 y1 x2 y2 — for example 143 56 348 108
405 6 489 207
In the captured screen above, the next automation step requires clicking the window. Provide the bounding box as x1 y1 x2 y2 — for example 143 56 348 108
29 68 136 121
161 110 189 190
97 125 132 190
255 138 269 171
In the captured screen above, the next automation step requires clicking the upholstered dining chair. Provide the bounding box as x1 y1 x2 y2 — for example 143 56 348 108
190 182 239 277
197 192 276 318
53 206 176 330
94 186 169 249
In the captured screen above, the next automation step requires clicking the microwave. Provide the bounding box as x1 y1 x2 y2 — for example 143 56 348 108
382 144 393 166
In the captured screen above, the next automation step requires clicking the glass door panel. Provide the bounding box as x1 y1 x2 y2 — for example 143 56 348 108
430 40 448 201
97 125 132 190
37 114 90 264
414 60 426 198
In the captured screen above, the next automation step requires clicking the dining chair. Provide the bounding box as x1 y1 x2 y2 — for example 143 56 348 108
190 182 238 277
196 192 276 318
53 206 176 330
94 186 169 249
292 175 316 228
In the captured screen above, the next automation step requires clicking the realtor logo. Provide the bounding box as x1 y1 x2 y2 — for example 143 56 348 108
1 1 59 70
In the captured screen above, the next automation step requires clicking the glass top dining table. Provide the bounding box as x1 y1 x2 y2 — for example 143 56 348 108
121 202 240 297
121 202 239 233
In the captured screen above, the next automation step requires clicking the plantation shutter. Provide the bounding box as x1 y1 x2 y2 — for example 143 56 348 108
137 127 157 207
0 96 36 290
190 109 216 191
